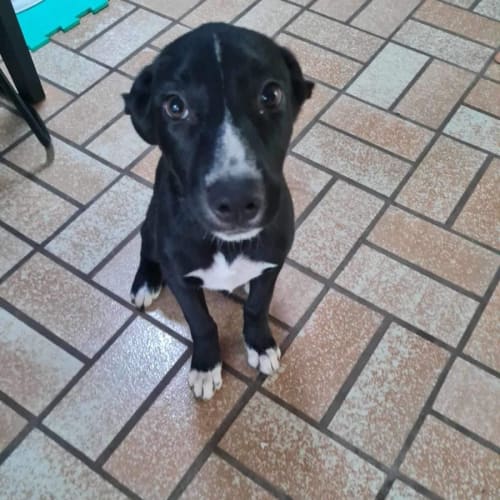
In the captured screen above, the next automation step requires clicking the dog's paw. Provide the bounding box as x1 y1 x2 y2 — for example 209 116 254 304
188 363 222 400
131 283 162 309
246 345 281 375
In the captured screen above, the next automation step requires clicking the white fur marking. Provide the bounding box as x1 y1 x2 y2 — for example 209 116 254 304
131 284 162 308
186 252 276 292
246 345 281 375
205 110 261 186
188 363 222 400
213 34 222 64
213 227 262 242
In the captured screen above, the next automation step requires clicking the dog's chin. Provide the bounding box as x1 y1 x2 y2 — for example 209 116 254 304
212 227 262 242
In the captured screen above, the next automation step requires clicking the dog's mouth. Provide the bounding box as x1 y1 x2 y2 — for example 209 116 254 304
212 227 263 242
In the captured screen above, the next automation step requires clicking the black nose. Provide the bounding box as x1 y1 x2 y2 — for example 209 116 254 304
207 178 264 226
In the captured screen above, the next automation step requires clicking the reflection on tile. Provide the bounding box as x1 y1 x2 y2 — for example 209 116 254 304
265 290 382 420
47 177 151 273
220 393 385 498
105 364 246 498
434 359 500 445
0 165 77 243
402 417 500 499
336 245 478 345
45 318 185 459
181 455 273 500
5 136 117 204
0 254 131 357
0 309 82 414
0 227 31 278
0 402 25 453
330 324 448 464
0 430 125 499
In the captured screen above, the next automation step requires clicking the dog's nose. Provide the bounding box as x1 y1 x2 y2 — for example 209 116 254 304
207 178 264 226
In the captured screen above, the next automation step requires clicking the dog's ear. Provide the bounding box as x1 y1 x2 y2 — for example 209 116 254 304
123 64 157 145
280 47 314 108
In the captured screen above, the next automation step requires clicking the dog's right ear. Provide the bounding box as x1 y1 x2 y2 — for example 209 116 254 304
123 64 157 145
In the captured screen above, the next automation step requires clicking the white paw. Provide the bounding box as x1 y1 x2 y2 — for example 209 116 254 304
188 363 222 400
131 283 162 309
246 345 281 375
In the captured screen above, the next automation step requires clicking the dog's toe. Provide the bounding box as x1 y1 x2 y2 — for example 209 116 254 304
188 363 222 400
131 283 162 309
246 345 281 375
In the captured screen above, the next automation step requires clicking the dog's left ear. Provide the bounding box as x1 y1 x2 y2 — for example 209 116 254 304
280 47 314 109
123 64 157 145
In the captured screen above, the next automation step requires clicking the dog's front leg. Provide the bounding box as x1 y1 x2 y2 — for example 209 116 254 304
243 267 281 375
168 279 222 400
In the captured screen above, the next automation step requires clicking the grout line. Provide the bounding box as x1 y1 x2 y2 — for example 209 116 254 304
345 0 372 24
458 353 500 379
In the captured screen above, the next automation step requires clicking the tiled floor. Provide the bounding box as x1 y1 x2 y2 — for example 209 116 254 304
0 0 499 498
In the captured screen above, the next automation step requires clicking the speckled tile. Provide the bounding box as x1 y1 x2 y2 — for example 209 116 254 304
0 254 131 357
283 155 331 219
336 245 478 345
475 0 500 20
183 0 256 27
287 11 383 62
330 324 448 464
52 0 135 49
387 481 426 500
393 20 493 72
268 263 323 327
0 430 126 499
46 177 151 273
119 47 159 77
0 227 31 278
0 107 29 151
235 0 300 37
82 9 168 67
465 283 500 373
87 115 149 168
0 165 77 243
369 207 499 295
443 0 475 6
323 95 433 160
45 318 185 459
265 290 382 420
0 402 25 452
294 124 410 195
310 0 366 22
277 34 362 88
453 158 500 249
414 0 500 47
32 43 108 94
131 0 198 18
290 181 383 277
104 363 246 499
352 0 420 37
151 24 190 49
434 359 500 445
402 416 500 499
131 148 161 184
485 60 500 81
0 309 82 415
292 82 336 140
395 60 474 129
220 393 385 498
465 78 500 117
48 72 132 144
181 455 273 500
396 136 486 222
347 43 428 109
445 106 500 155
5 136 117 204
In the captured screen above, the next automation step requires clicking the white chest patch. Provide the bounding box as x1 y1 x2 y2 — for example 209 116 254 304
185 252 276 292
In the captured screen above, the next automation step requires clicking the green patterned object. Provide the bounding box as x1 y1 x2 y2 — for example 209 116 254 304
16 0 109 51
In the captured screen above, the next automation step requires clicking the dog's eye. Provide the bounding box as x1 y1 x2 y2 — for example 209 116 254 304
259 82 283 111
164 95 189 120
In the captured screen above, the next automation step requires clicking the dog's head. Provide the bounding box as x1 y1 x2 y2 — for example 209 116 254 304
124 23 313 241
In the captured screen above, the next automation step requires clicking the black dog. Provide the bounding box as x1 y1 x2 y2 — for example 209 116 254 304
124 23 313 399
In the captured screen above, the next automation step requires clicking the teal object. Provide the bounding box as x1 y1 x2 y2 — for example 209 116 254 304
16 0 109 51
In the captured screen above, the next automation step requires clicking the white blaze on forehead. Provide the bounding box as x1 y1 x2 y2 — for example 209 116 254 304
213 33 222 64
205 109 261 186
